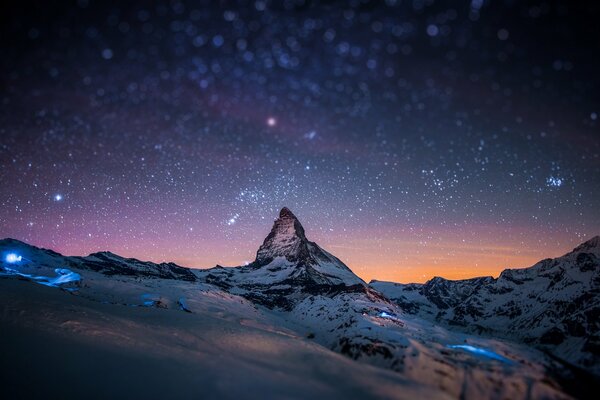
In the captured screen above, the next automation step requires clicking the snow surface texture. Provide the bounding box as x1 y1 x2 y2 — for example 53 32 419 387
371 236 600 377
1 212 598 399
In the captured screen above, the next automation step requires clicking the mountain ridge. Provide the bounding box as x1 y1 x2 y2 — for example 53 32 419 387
1 211 599 398
371 234 600 375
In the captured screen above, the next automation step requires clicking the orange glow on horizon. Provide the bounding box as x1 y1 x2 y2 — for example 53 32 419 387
30 223 591 285
161 234 580 284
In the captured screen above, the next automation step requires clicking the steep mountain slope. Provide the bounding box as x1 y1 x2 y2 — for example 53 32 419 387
371 236 600 375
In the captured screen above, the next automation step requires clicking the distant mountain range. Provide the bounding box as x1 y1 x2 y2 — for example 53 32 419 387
1 208 598 399
371 235 600 376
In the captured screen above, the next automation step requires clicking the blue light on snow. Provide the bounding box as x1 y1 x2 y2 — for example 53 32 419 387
38 269 81 287
447 344 513 364
178 297 192 313
1 267 80 290
377 311 403 325
5 253 22 263
141 293 160 307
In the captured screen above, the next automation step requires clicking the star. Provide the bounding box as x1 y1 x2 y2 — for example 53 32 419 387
227 214 240 226
546 177 564 188
304 131 317 140
0 0 597 285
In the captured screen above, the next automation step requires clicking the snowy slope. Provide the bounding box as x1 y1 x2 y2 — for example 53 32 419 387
371 236 600 375
1 214 598 399
0 240 574 399
0 238 197 281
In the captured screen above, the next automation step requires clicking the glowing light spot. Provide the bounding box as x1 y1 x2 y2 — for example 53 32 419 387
1 267 80 290
141 293 161 307
447 344 513 364
5 253 22 263
377 311 403 325
267 117 277 127
54 194 63 201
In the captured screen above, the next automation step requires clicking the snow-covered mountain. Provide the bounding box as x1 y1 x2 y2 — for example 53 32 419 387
1 211 598 399
371 236 600 376
0 238 198 282
198 207 364 309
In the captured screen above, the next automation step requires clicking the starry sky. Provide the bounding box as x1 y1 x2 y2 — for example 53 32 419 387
1 0 599 283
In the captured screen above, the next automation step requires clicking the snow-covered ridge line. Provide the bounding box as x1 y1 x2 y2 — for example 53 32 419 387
1 215 598 398
371 235 600 375
0 238 197 282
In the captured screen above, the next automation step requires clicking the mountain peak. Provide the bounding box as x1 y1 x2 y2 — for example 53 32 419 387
255 208 309 264
279 207 297 219
246 209 364 286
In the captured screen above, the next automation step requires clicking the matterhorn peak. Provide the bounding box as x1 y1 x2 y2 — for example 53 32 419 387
254 207 310 265
279 207 297 219
247 208 364 286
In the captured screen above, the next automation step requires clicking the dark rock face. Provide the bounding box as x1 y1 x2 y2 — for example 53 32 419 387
79 252 198 281
337 337 395 361
251 208 356 278
576 252 597 272
421 276 494 310
255 207 311 265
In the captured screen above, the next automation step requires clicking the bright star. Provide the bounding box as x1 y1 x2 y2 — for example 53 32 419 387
304 131 317 140
267 117 277 127
546 176 564 188
54 194 63 201
227 214 239 226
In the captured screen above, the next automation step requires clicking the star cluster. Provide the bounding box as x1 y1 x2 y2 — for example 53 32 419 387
1 0 599 282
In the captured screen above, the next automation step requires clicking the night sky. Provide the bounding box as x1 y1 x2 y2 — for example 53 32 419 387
1 0 599 283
